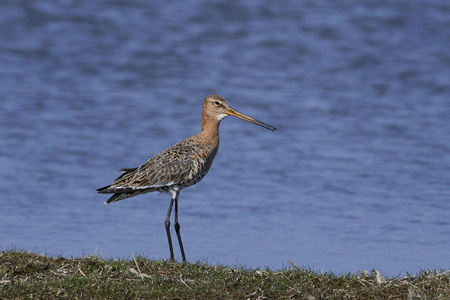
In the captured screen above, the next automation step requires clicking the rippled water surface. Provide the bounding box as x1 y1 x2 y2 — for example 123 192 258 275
1 1 449 276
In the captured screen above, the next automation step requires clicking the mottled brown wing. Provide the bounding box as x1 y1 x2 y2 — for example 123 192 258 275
100 138 199 193
128 145 196 189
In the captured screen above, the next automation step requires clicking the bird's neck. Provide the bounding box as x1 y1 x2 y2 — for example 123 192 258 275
198 115 220 142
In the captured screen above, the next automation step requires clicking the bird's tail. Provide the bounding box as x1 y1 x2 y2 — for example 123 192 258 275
97 185 143 205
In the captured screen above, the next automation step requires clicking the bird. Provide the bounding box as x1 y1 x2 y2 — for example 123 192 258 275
97 94 276 262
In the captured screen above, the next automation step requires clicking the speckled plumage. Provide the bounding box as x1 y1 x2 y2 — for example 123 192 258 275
97 134 218 204
97 94 275 262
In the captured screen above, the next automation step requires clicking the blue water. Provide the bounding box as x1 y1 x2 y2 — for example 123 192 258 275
1 1 449 277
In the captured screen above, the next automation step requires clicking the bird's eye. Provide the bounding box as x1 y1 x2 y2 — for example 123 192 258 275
214 101 220 106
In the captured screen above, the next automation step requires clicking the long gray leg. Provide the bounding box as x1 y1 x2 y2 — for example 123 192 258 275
174 190 186 262
164 194 175 261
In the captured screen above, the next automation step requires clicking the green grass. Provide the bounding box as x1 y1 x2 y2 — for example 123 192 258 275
1 250 449 299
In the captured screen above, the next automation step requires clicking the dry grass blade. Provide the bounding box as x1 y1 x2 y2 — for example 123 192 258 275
288 260 302 271
131 253 144 280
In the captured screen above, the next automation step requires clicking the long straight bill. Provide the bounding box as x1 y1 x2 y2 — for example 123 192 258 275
226 107 276 131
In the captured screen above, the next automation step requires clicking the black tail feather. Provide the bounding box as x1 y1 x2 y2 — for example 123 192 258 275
96 185 112 193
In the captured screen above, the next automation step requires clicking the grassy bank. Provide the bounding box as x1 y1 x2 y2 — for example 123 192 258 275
1 250 449 299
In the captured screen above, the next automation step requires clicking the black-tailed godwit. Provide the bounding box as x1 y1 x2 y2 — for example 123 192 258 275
97 95 276 262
